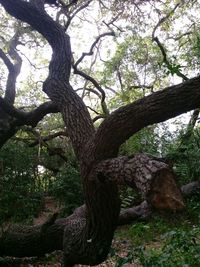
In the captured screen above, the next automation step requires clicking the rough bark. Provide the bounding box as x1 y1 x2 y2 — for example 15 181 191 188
0 202 149 258
0 1 120 266
0 153 189 259
94 76 200 160
0 1 200 266
0 25 60 148
0 98 59 148
94 153 184 210
0 30 22 147
0 177 196 259
181 181 200 196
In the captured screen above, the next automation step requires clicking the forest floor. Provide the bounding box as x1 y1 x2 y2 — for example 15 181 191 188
3 193 200 267
13 197 140 267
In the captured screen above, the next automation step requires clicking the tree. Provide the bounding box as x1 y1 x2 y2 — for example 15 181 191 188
0 0 200 266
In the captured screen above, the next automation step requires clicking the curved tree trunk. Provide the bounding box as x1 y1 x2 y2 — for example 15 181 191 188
0 1 200 266
0 1 121 266
0 153 187 260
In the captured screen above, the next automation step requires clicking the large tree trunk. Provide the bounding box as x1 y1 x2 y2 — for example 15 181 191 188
0 2 121 266
0 154 184 265
0 1 200 266
1 178 197 260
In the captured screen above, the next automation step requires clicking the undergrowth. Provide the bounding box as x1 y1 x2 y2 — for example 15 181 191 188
113 191 200 266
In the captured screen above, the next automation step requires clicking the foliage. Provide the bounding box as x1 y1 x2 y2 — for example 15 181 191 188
0 1 200 265
119 126 160 156
127 228 200 267
114 197 200 266
166 126 200 184
0 140 43 223
0 130 83 221
50 165 83 216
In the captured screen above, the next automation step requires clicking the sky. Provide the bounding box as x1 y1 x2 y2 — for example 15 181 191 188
0 0 198 134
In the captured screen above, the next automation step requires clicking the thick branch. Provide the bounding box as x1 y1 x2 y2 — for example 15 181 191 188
118 201 151 225
29 131 67 147
95 153 184 211
23 101 59 127
0 29 22 104
181 181 200 196
0 49 14 72
0 0 71 81
0 97 59 127
94 76 200 160
0 0 96 161
0 96 26 120
0 203 154 258
0 98 59 148
1 176 196 259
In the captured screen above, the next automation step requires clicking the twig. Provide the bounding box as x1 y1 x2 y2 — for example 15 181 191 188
64 0 92 31
29 131 67 147
152 1 182 39
74 32 115 68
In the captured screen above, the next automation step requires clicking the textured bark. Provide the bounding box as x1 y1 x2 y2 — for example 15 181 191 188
0 162 192 260
0 25 59 148
0 98 59 148
95 154 184 211
0 202 150 258
0 178 198 259
0 30 22 105
0 28 22 147
0 1 120 266
0 1 200 266
181 181 200 196
0 177 192 260
118 201 151 225
94 76 200 160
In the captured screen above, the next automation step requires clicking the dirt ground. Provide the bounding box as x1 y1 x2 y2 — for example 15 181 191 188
2 197 140 267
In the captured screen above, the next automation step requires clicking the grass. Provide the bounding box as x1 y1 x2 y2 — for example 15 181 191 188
113 192 200 266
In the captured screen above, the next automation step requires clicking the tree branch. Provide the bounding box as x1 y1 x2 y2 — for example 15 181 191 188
94 76 200 160
1 177 197 258
0 96 26 120
29 131 67 147
0 0 72 81
0 97 59 127
95 153 184 211
73 67 109 115
23 101 59 127
0 0 95 161
74 32 115 68
0 48 14 72
73 31 115 116
64 0 93 31
0 28 22 104
152 4 199 146
152 1 182 39
153 36 188 81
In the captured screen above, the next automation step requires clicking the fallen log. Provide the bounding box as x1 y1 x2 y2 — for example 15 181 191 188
181 181 200 196
0 180 199 258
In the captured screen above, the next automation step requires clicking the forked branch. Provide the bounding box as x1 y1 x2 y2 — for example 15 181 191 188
94 76 200 160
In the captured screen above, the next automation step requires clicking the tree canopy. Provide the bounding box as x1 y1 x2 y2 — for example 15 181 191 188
0 0 200 266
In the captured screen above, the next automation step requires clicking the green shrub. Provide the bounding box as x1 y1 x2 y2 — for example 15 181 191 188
114 228 200 267
0 141 43 224
50 165 83 216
